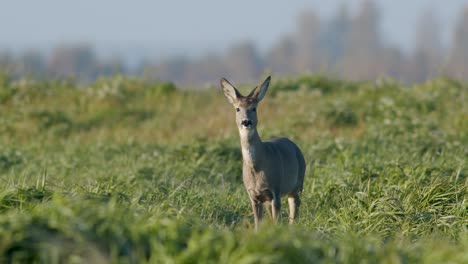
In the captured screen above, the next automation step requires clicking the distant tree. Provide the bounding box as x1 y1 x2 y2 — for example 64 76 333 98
16 50 45 78
0 52 13 72
97 56 127 77
340 0 383 80
148 56 190 83
224 42 262 82
294 9 322 72
266 35 298 75
407 9 443 82
447 6 468 80
186 54 227 85
48 44 97 81
381 46 406 81
320 4 352 69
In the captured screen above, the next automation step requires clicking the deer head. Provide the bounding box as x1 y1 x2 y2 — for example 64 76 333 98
220 76 271 133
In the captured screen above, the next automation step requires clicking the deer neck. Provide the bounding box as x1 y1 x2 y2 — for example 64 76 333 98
239 128 263 169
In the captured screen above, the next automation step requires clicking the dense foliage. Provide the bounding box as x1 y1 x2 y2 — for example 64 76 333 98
0 74 467 263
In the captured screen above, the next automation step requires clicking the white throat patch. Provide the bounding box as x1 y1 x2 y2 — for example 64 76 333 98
239 128 257 167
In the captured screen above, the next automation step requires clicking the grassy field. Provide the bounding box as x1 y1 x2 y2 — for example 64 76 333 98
0 74 467 263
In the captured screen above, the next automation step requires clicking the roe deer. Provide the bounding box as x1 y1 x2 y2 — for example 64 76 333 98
220 76 306 230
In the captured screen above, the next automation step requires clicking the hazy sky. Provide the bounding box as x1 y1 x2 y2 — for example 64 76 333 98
1 0 467 60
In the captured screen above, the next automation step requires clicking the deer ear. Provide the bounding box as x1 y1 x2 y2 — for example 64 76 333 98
220 78 241 105
249 76 271 102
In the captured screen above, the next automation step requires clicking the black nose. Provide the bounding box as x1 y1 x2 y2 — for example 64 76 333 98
241 120 252 127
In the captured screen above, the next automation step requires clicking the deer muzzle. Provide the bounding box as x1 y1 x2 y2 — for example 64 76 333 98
241 120 253 128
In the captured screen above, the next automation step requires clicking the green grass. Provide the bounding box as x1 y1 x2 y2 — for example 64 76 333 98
0 74 467 263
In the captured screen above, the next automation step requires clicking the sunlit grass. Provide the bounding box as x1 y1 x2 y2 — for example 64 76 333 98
0 75 467 263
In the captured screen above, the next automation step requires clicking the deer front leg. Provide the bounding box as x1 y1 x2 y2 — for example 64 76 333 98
251 199 263 231
288 192 301 224
271 192 281 223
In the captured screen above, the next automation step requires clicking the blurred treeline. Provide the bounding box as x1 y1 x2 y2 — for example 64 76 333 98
2 1 468 85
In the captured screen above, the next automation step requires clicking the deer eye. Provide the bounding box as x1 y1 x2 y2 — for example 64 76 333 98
236 108 240 112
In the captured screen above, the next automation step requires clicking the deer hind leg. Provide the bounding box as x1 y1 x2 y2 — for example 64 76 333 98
251 200 263 231
287 192 301 224
271 192 281 223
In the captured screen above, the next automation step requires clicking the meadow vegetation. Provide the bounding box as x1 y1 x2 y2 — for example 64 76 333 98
0 73 467 263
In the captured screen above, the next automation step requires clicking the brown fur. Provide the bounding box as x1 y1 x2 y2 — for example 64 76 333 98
221 76 306 230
